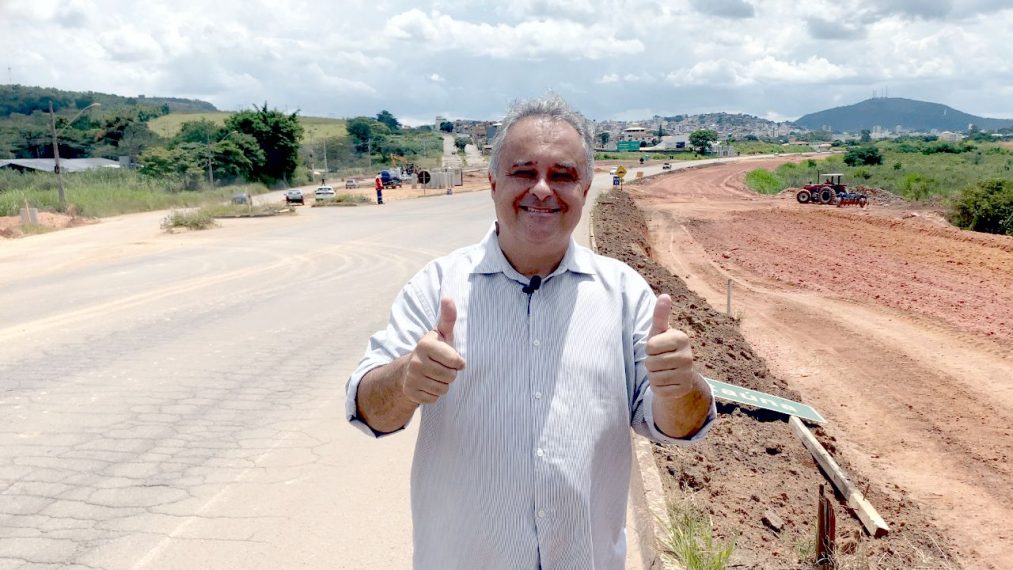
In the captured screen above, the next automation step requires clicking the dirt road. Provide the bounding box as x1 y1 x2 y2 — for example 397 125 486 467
629 160 1012 569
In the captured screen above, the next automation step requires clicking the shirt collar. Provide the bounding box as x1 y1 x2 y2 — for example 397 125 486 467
472 223 597 281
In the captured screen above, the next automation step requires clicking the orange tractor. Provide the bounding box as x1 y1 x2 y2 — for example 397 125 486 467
796 173 868 208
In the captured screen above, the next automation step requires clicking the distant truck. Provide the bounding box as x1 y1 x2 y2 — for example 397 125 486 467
379 170 402 189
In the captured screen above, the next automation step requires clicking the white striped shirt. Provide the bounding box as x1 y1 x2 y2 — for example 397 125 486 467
347 227 715 569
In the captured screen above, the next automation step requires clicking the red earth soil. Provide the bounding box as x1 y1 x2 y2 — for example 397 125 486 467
593 159 1011 569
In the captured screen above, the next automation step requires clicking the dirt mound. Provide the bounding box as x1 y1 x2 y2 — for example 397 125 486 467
0 212 91 238
593 190 958 569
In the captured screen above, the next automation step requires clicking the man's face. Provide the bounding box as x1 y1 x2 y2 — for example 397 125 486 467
489 116 590 254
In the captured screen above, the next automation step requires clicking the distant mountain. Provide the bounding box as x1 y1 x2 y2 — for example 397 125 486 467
795 97 1013 133
0 85 216 118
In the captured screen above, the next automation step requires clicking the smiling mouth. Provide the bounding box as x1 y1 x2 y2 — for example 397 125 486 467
521 206 561 213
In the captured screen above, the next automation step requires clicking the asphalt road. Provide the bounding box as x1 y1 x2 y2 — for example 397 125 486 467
0 162 642 569
0 158 754 568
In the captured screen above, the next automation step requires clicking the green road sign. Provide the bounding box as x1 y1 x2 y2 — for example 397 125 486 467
704 377 826 423
616 141 640 152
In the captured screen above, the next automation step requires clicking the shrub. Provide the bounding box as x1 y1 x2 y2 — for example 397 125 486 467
899 173 940 200
949 178 1013 235
161 208 218 231
843 146 883 166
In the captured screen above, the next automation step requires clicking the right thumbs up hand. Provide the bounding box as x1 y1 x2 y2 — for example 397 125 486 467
402 297 467 405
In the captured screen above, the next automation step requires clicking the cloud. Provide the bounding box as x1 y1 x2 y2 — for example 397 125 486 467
384 9 643 59
690 0 754 19
668 56 857 87
805 17 867 40
2 0 1013 123
99 28 164 62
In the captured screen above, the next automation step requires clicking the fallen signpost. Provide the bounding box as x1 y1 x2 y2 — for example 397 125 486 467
790 416 890 538
704 377 826 423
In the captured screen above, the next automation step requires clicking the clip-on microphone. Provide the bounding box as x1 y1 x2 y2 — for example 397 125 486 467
521 275 542 295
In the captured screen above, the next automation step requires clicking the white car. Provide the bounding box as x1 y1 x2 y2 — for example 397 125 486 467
315 185 336 200
609 167 618 175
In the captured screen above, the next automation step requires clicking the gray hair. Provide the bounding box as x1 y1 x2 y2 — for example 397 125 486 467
489 93 595 182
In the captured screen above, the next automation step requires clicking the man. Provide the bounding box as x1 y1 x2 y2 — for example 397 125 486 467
346 94 715 569
375 173 384 204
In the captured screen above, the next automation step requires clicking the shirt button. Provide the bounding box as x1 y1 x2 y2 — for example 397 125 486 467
536 448 544 457
534 391 542 399
532 339 541 347
537 510 546 519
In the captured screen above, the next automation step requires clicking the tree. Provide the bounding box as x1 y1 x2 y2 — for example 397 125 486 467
376 110 401 131
689 129 718 154
439 121 454 133
225 103 304 184
599 132 610 147
843 146 883 166
860 129 872 143
949 178 1013 235
454 136 468 152
346 117 373 144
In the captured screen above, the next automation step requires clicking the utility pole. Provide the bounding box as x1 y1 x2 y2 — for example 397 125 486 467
206 128 215 187
322 139 328 173
49 102 66 207
48 101 100 208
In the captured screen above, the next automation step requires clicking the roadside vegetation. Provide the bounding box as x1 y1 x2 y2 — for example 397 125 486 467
0 85 439 224
312 193 372 206
160 208 218 231
660 500 736 570
0 169 269 217
742 140 1013 235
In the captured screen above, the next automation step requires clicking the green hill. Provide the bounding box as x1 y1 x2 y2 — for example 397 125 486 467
0 84 216 117
149 113 346 143
795 97 1013 133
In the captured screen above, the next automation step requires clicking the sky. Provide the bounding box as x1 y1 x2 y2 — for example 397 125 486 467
3 0 1013 125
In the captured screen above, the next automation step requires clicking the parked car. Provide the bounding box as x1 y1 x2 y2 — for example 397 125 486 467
231 191 251 205
314 185 336 200
661 162 672 170
345 178 358 189
379 170 402 189
285 189 304 205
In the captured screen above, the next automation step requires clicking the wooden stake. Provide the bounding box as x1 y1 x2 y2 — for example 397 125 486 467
726 279 732 316
816 485 837 568
790 416 890 538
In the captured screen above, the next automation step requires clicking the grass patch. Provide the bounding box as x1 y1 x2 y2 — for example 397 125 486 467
201 202 292 217
298 116 348 144
311 193 372 207
147 112 233 138
744 168 785 194
660 500 736 570
733 141 818 155
149 112 346 144
17 223 58 236
0 169 269 218
160 208 218 232
741 142 1013 200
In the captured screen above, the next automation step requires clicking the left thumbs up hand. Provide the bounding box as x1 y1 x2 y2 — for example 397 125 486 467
646 294 699 401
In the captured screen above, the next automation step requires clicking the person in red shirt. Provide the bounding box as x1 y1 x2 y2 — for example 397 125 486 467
374 174 384 205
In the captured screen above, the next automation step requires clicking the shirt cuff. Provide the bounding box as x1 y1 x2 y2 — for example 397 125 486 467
643 384 717 445
345 364 409 439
